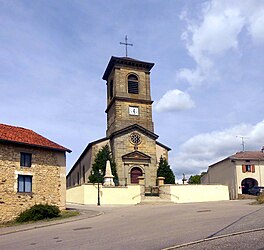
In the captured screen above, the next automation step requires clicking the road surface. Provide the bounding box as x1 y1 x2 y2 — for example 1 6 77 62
1 200 264 249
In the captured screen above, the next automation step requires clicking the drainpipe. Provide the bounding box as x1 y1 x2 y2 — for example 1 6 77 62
259 159 261 186
232 160 237 200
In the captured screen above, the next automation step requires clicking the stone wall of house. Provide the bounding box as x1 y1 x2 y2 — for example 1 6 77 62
0 142 66 223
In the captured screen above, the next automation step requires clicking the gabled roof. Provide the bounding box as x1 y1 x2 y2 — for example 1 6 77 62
109 124 159 140
102 56 154 80
230 151 264 160
0 123 71 152
122 150 151 163
209 150 264 168
156 141 171 151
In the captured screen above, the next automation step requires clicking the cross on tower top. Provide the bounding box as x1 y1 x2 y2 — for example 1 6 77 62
120 35 133 57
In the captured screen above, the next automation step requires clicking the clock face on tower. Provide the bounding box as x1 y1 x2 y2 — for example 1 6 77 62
129 106 139 116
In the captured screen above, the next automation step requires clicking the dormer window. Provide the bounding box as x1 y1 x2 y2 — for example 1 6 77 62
128 74 139 94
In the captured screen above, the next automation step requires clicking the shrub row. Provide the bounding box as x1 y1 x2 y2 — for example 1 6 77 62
16 204 60 222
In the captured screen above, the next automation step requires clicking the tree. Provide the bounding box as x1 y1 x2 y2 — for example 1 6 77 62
157 156 175 184
188 172 206 184
88 144 119 185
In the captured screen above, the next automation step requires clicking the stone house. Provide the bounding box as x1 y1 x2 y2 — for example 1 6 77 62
67 56 171 189
201 150 264 199
0 123 71 222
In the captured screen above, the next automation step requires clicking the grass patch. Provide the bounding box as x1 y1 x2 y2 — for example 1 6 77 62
57 209 80 219
0 209 79 228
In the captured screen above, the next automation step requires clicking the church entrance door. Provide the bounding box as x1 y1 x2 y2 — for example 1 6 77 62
131 167 143 184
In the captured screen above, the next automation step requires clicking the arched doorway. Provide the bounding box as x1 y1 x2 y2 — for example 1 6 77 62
241 178 258 194
130 167 143 184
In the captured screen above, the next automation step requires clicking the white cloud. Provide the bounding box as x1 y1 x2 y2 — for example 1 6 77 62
172 120 264 178
154 89 195 112
248 9 264 45
177 0 264 87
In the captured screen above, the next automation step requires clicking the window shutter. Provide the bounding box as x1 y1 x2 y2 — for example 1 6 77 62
252 165 255 173
242 165 246 173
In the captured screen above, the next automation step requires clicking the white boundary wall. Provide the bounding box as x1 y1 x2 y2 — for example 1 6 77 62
67 184 142 205
159 185 229 203
67 184 229 205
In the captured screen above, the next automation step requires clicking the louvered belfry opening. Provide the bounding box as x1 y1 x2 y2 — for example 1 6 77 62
128 74 139 94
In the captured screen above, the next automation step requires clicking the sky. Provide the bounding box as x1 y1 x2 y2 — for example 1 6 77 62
1 0 264 182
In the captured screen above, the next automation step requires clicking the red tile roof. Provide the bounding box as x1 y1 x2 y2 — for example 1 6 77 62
231 151 264 160
0 123 71 152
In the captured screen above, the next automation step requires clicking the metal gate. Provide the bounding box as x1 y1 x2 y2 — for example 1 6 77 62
145 186 159 197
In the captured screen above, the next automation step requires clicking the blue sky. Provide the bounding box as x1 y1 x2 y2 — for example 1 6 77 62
1 0 264 182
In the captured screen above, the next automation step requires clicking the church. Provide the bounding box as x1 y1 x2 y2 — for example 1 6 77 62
66 56 171 188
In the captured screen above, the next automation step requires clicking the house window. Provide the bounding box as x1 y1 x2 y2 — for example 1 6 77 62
242 164 255 173
18 175 32 193
128 74 139 94
20 153 32 167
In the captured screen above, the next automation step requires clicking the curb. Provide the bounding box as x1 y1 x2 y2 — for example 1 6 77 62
0 210 103 236
162 227 264 249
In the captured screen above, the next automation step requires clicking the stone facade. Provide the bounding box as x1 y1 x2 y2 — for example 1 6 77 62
107 99 154 136
0 142 66 222
105 58 154 136
111 128 158 186
67 56 171 189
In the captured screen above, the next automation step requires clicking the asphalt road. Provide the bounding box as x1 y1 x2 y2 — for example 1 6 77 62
1 200 264 250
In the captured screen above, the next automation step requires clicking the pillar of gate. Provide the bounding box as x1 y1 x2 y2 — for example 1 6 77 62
138 176 145 185
157 177 165 186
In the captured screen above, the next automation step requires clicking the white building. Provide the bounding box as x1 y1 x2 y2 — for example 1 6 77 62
201 150 264 199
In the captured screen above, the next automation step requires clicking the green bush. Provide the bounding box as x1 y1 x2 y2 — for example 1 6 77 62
16 204 60 222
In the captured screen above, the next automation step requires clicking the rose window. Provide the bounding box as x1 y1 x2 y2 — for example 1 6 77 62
129 133 142 145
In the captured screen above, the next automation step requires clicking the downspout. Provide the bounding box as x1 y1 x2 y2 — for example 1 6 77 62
259 159 261 186
232 160 237 200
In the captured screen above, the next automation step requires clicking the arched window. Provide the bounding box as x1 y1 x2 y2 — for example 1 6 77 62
128 74 139 94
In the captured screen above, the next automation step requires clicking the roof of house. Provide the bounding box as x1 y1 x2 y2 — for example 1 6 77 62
0 123 71 152
209 150 264 168
230 151 264 160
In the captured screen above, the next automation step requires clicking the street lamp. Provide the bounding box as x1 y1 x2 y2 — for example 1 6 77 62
182 173 187 184
91 169 102 206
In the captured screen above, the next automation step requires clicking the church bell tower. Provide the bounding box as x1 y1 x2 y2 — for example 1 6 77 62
103 56 155 137
67 55 171 188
